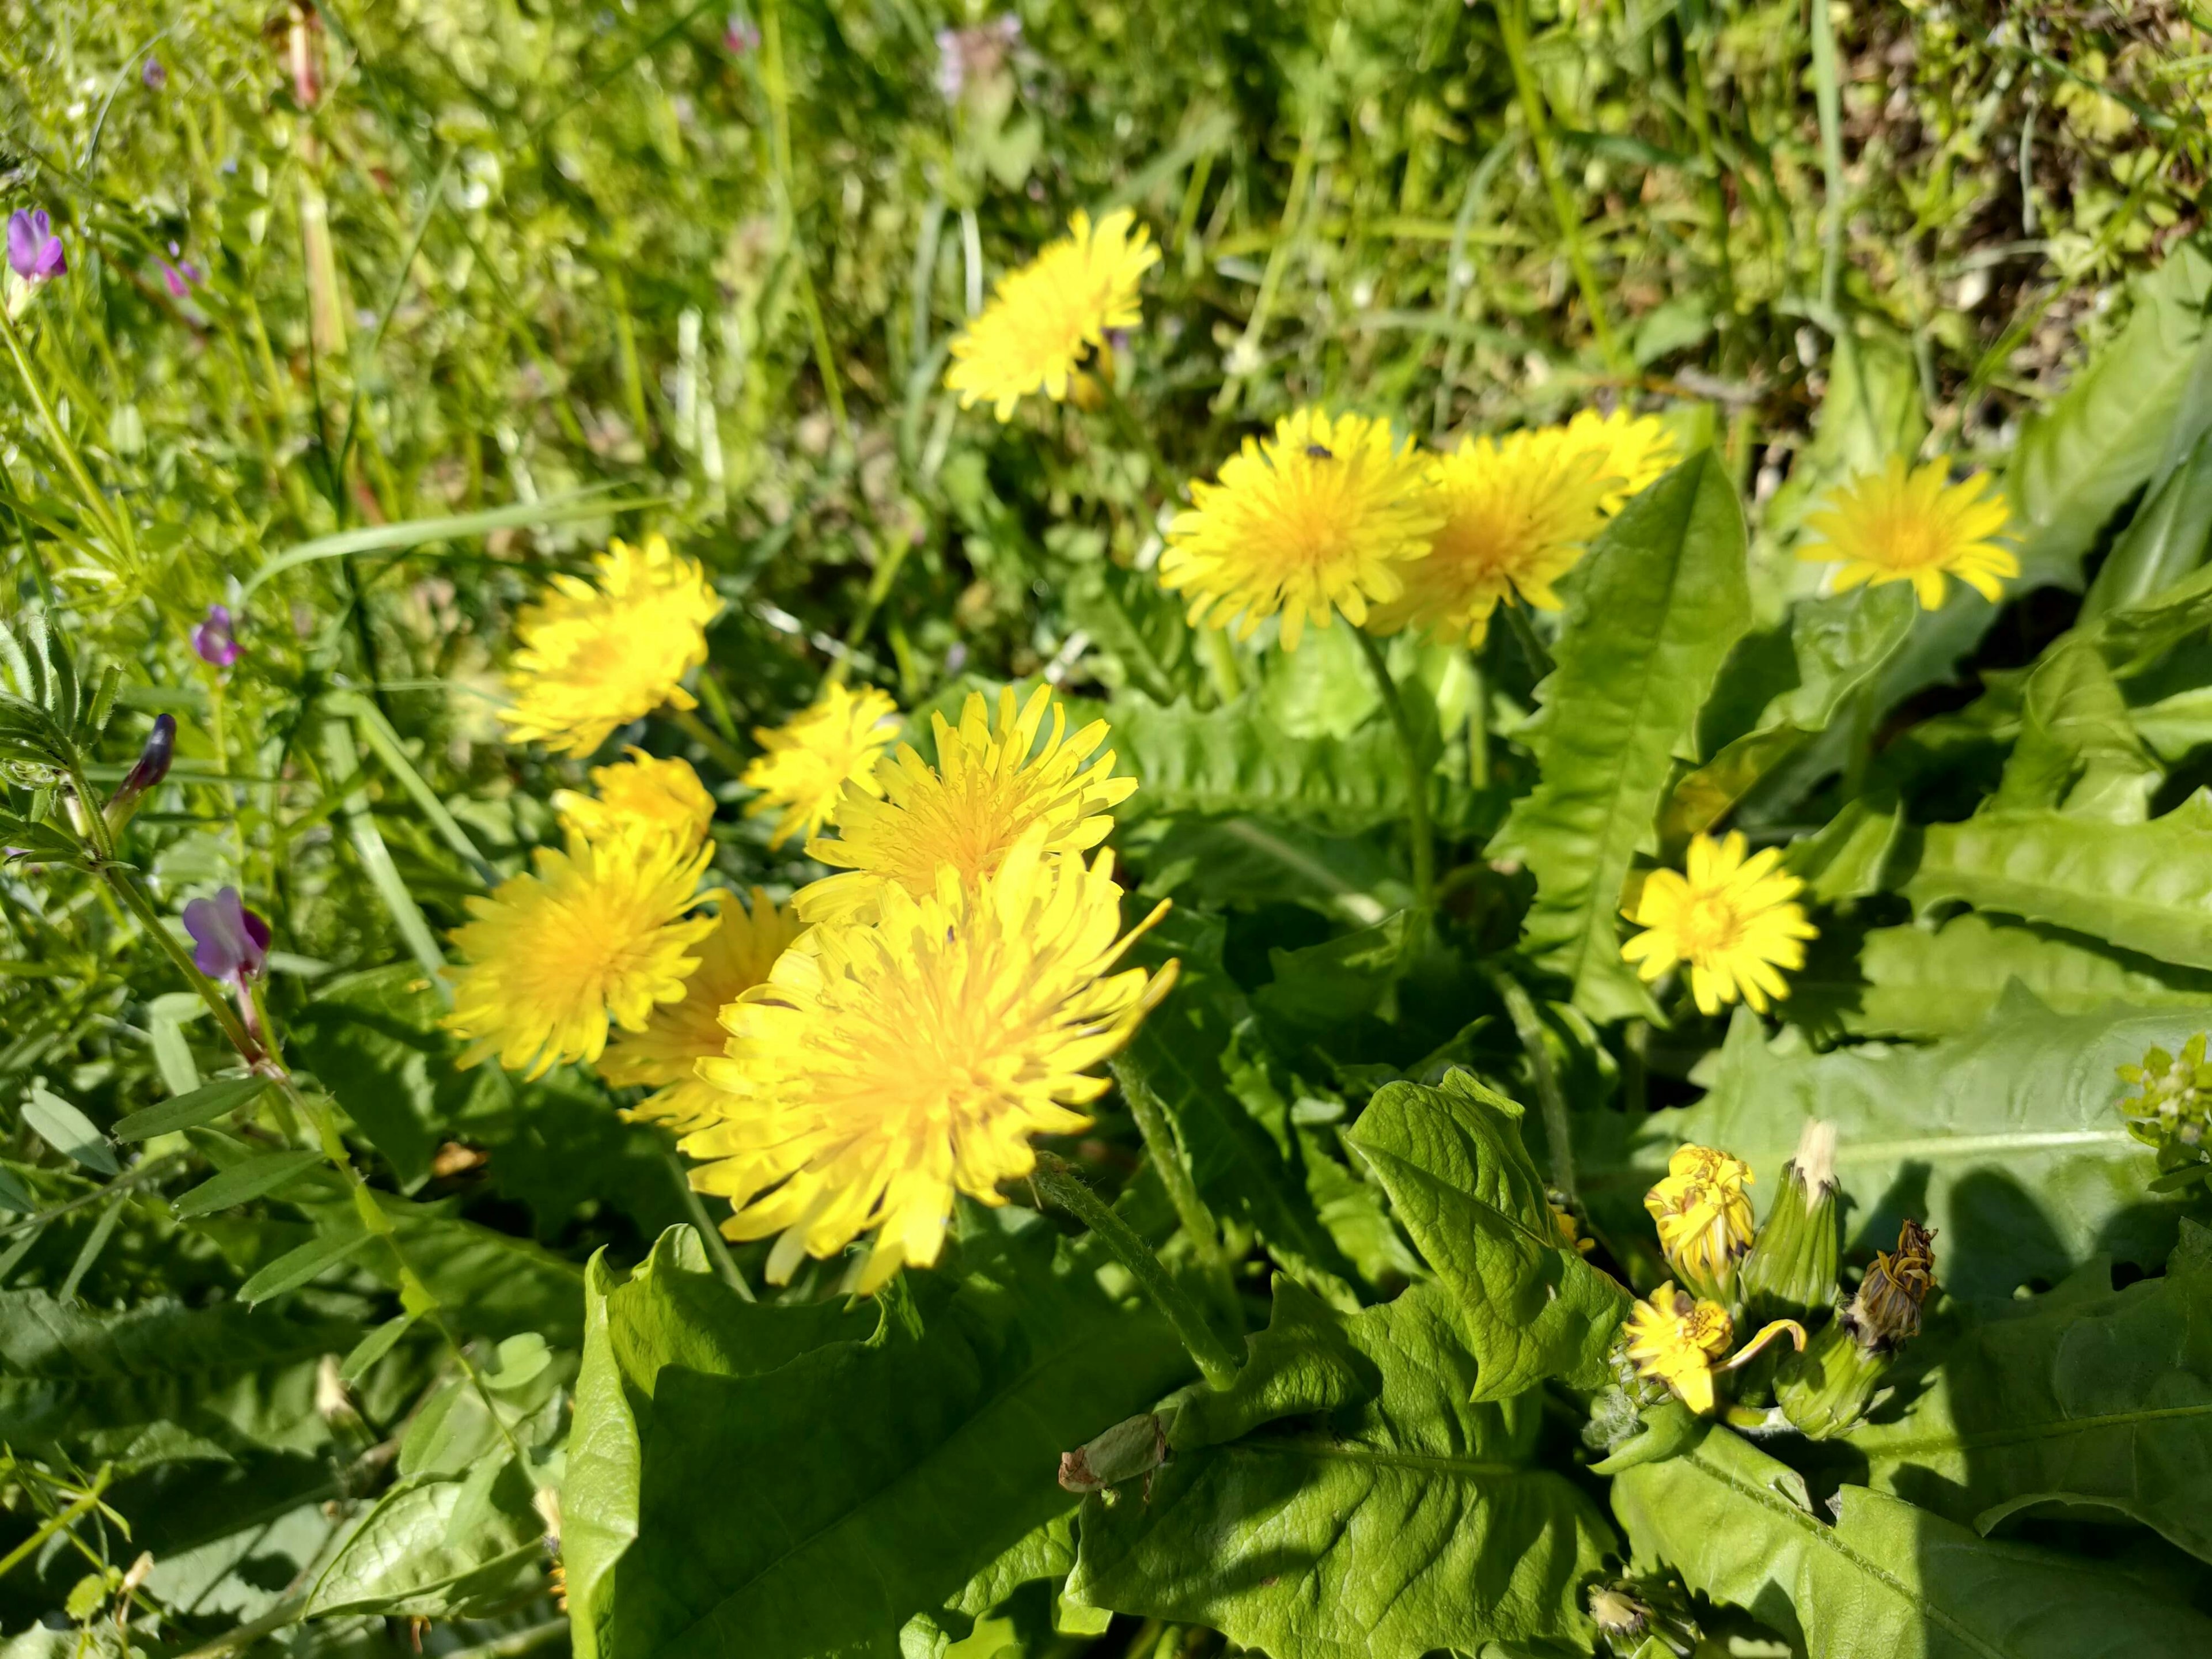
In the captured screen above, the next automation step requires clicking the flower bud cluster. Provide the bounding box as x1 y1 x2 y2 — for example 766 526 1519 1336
2117 1035 2212 1195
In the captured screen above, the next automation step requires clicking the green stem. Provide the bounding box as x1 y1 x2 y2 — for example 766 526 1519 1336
1806 0 1846 324
1500 596 1554 680
668 704 752 779
1484 963 1578 1207
0 302 134 569
1113 1060 1237 1327
664 1145 755 1302
1350 627 1435 907
0 1153 184 1241
1032 1153 1240 1391
757 0 849 433
0 1467 111 1581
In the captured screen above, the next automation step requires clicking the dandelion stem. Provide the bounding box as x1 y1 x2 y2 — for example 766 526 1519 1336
1350 627 1435 907
1113 1060 1238 1328
1033 1152 1240 1391
1500 596 1554 681
1484 962 1578 1207
666 704 752 780
662 1144 755 1302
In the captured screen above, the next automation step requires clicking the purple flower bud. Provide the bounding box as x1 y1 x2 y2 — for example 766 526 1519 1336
105 713 176 832
724 14 759 52
184 887 271 984
161 241 202 300
6 210 66 282
191 604 239 669
142 58 168 90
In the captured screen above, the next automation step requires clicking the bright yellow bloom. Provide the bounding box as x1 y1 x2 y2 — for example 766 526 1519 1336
499 536 722 757
797 685 1136 925
1561 408 1679 515
1622 830 1817 1016
1624 1283 1735 1415
555 750 715 853
1644 1143 1756 1297
597 888 802 1133
1158 408 1442 650
1367 427 1613 646
945 210 1160 421
1799 456 2017 609
446 833 718 1080
741 684 902 850
685 836 1178 1293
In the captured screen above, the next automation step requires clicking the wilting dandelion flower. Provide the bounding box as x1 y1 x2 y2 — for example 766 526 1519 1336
797 684 1134 924
1560 408 1678 514
1158 408 1440 650
598 888 801 1132
945 210 1158 421
1799 456 2016 609
1644 1143 1755 1298
1621 830 1816 1016
1626 1282 1803 1415
741 683 902 849
499 536 722 757
446 832 718 1079
556 750 715 853
686 835 1176 1293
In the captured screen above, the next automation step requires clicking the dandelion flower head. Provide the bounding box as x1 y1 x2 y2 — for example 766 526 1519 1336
945 209 1159 421
797 684 1136 925
1624 1283 1734 1415
597 887 802 1133
1644 1143 1755 1296
1158 408 1441 650
687 835 1178 1293
1800 456 2016 609
556 750 715 853
499 536 722 757
1621 830 1817 1016
446 832 718 1080
741 683 902 849
1366 426 1613 647
1561 408 1679 515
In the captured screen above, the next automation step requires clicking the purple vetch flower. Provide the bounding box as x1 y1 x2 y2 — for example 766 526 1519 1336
184 887 271 984
142 57 168 89
6 210 66 282
191 603 239 668
104 714 177 832
935 16 1020 102
724 14 759 53
161 241 202 299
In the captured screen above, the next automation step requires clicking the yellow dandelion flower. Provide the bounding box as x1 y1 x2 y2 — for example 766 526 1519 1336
1799 455 2017 609
685 836 1178 1293
1621 830 1817 1016
1366 427 1614 646
1561 408 1679 515
499 535 722 757
1158 408 1442 650
740 684 902 849
1624 1283 1735 1415
796 684 1137 925
446 832 718 1080
597 888 803 1133
945 210 1160 421
1644 1143 1756 1297
555 750 715 853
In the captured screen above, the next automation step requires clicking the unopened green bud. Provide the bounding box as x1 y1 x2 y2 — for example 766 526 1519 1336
1739 1119 1839 1323
2117 1035 2212 1193
1778 1218 1936 1439
1586 1576 1699 1658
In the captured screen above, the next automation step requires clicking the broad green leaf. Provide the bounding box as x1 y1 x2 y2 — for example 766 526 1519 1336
112 1075 269 1141
573 1220 1191 1659
171 1150 324 1218
1069 1279 1612 1658
1612 1422 2212 1657
22 1085 117 1175
238 1229 372 1306
2079 423 2212 622
306 1457 546 1618
1489 451 1753 1021
2130 683 2212 760
1990 638 2160 821
1343 1071 1626 1399
1580 997 2184 1298
365 1198 587 1344
1906 794 2212 970
1850 1219 2212 1562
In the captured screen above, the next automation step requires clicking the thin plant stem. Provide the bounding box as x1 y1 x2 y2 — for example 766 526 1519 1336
668 704 752 779
0 303 134 569
1032 1152 1240 1390
1806 0 1847 325
1484 963 1577 1207
757 0 849 432
663 1144 755 1302
1500 596 1554 680
0 1467 111 1581
1113 1060 1237 1327
1350 627 1435 907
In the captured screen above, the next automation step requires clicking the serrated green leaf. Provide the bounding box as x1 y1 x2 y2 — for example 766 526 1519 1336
1906 794 2212 969
1612 1422 2212 1657
171 1150 324 1218
238 1229 372 1306
305 1460 546 1618
112 1075 269 1141
1344 1071 1626 1399
2080 424 2212 622
1489 451 1753 1021
1850 1219 2212 1563
1990 638 2159 821
1069 1279 1611 1658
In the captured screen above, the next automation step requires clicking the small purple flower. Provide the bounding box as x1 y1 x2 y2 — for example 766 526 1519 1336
142 58 167 90
6 210 66 282
191 604 239 669
105 714 177 833
161 241 202 299
724 14 759 52
184 887 271 984
935 17 1020 103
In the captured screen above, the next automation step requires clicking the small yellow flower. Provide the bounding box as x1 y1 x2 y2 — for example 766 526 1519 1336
555 751 715 853
945 210 1160 421
597 888 803 1133
1622 830 1817 1016
741 684 902 850
796 684 1136 925
1799 456 2017 610
1625 1283 1735 1414
1560 408 1679 515
685 836 1178 1293
1158 408 1441 650
446 832 718 1080
499 536 722 757
1367 427 1613 646
1644 1143 1756 1297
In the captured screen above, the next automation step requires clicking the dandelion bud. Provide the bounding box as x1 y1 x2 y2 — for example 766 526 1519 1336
1778 1218 1937 1440
1588 1577 1700 1658
1058 1411 1169 1499
1642 1143 1754 1303
103 714 176 832
1738 1118 1840 1323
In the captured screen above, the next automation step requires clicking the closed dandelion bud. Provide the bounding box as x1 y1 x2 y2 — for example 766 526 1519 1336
1587 1577 1700 1658
1642 1143 1755 1303
1739 1119 1840 1323
1778 1218 1937 1440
